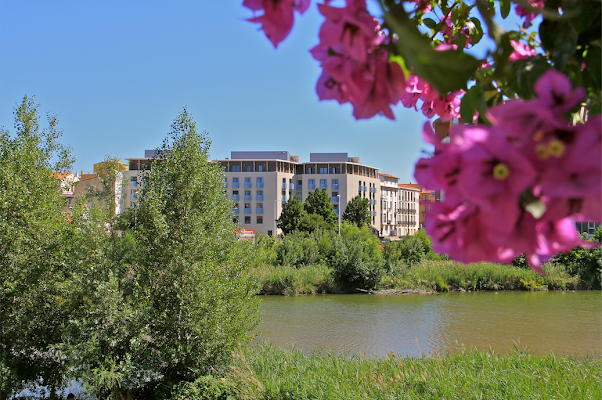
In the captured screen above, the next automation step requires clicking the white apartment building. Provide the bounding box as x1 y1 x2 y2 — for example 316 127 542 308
219 152 381 236
397 184 420 236
378 174 421 238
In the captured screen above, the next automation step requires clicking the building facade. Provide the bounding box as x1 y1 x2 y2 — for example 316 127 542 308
219 152 381 236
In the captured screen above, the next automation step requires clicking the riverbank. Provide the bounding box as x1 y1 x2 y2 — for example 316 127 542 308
254 260 584 295
173 344 602 399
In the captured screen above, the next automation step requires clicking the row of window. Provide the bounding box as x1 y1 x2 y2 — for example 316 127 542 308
233 216 264 224
226 177 342 190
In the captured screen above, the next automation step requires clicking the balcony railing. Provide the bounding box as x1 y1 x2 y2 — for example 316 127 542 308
358 185 364 191
232 195 239 201
256 208 263 214
296 184 302 190
370 211 377 217
370 187 376 193
308 184 315 190
244 208 252 214
289 183 295 189
232 182 239 188
332 197 339 203
333 209 339 214
282 195 288 202
244 195 252 201
320 182 327 189
282 183 287 189
257 195 264 201
233 208 239 214
363 186 367 192
370 199 376 205
332 183 339 190
244 182 252 188
257 182 264 188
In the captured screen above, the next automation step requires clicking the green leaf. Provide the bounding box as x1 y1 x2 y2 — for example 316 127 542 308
460 85 486 123
514 56 552 99
584 43 601 90
384 6 481 93
389 54 410 80
423 17 438 30
540 20 578 68
499 0 511 19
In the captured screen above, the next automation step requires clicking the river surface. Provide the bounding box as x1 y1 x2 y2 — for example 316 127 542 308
257 291 601 357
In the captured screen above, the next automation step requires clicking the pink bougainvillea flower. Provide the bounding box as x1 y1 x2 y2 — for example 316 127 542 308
515 0 545 27
244 0 310 48
409 0 432 13
350 51 406 120
533 69 585 113
317 0 378 63
432 91 462 122
425 202 511 264
509 40 537 61
401 74 426 110
539 116 602 202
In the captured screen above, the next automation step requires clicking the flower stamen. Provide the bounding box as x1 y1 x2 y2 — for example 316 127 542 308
536 144 549 159
548 139 565 157
493 163 510 180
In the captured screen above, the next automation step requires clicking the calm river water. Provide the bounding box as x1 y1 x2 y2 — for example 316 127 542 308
257 291 601 357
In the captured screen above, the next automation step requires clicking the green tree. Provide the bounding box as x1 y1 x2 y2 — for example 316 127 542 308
133 108 260 384
0 96 74 400
277 194 306 235
342 195 370 227
304 188 337 225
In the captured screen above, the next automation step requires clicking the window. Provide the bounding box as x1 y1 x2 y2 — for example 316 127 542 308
257 177 264 188
232 177 239 188
257 216 263 224
233 217 239 223
244 190 251 201
332 191 338 198
320 179 327 189
267 230 273 236
245 216 251 224
256 203 263 214
245 177 252 188
256 190 263 201
308 179 315 190
319 167 328 174
232 165 241 172
258 164 264 172
307 167 314 174
332 179 339 189
130 177 138 187
425 205 429 212
246 165 252 172
244 203 252 214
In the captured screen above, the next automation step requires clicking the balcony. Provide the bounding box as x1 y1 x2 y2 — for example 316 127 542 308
370 211 377 217
289 183 295 190
256 208 263 215
370 187 376 193
333 208 339 214
257 195 264 201
244 182 252 189
363 186 367 192
282 195 288 202
232 182 239 189
257 182 264 188
233 208 239 214
282 183 287 189
369 199 376 205
244 208 252 214
358 185 364 192
332 183 339 190
232 195 239 201
320 183 327 189
296 184 302 191
244 195 252 201
332 197 339 203
308 183 315 190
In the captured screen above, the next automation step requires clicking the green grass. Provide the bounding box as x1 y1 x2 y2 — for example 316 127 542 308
219 344 602 399
254 264 336 295
382 260 580 292
253 261 581 295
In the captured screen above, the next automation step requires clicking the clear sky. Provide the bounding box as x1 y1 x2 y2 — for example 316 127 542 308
0 1 532 182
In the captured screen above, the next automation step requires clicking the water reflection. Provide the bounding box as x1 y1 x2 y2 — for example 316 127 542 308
258 291 601 357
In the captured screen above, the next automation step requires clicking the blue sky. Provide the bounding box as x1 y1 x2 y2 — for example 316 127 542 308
0 1 532 182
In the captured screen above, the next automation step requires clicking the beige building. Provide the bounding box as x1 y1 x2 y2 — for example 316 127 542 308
218 152 381 236
397 184 420 236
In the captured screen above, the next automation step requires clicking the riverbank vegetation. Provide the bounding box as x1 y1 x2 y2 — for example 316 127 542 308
1 99 258 399
170 344 602 400
253 223 601 295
